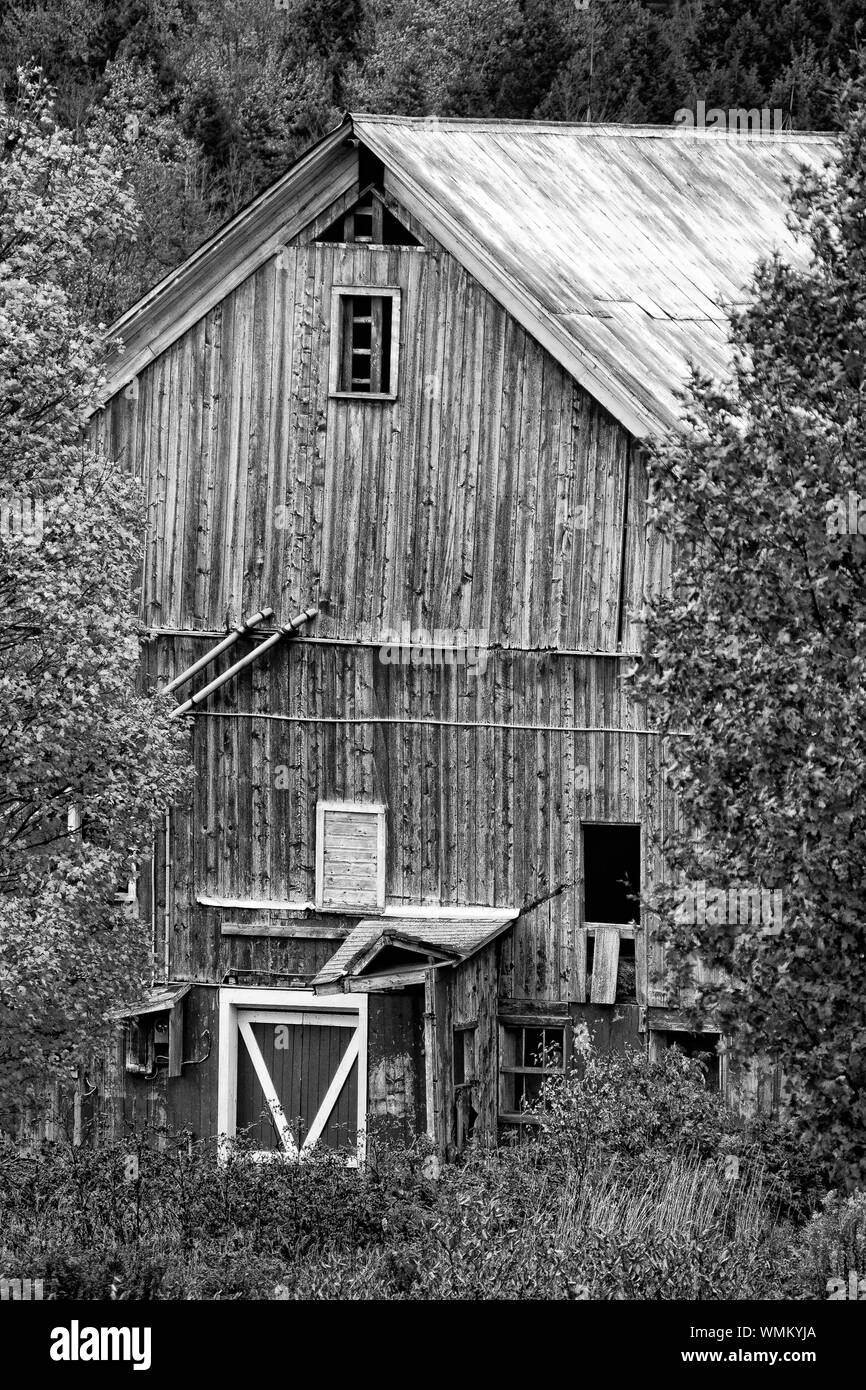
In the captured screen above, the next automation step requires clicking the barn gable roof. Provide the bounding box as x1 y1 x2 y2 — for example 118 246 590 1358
100 114 835 438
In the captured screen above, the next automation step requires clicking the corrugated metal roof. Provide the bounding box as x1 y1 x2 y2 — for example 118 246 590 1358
313 916 511 987
354 116 835 435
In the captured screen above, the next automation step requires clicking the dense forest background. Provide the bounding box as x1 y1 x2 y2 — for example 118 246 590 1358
0 0 862 318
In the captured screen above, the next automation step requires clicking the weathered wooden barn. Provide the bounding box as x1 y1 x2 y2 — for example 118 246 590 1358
85 115 831 1159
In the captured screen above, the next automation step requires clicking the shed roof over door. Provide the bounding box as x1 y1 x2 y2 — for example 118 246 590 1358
313 914 514 988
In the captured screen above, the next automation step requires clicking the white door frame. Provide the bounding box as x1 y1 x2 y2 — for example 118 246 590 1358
217 987 368 1164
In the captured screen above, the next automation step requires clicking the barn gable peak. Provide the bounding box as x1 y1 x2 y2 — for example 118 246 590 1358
97 113 836 440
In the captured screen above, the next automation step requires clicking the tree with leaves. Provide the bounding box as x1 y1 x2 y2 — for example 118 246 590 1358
344 0 519 117
0 71 189 1114
86 56 215 319
636 73 866 1185
174 0 344 216
1 2 863 292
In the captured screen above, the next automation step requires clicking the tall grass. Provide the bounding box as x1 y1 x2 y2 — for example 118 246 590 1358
0 1047 834 1299
554 1149 774 1244
0 1133 804 1299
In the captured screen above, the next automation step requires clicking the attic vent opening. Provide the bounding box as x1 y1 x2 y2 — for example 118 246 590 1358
352 201 374 242
315 190 420 246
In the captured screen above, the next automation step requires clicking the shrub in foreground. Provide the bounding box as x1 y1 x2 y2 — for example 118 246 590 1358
528 1043 820 1222
0 1047 834 1299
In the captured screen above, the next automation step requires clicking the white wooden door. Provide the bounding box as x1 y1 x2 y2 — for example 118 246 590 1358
218 990 367 1162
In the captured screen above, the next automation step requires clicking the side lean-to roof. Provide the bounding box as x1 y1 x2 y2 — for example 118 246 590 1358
100 114 835 438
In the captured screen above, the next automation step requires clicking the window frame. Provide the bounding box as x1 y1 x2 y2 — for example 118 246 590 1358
68 802 138 906
453 1023 478 1151
581 819 642 928
453 1022 477 1089
498 1019 569 1125
581 819 642 1002
125 1012 170 1076
314 800 387 912
117 987 189 1078
328 285 401 401
650 1027 726 1093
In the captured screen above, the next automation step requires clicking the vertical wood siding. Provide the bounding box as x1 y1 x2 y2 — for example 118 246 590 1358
141 639 668 1005
86 207 712 1143
97 240 650 650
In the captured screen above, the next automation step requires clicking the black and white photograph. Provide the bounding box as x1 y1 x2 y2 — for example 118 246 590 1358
0 0 865 1352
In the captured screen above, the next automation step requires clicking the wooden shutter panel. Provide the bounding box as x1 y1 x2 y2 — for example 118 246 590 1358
315 802 386 910
590 925 620 1004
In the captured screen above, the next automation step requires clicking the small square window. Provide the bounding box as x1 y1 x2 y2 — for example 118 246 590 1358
655 1030 722 1091
125 1013 170 1075
329 287 401 400
116 985 189 1078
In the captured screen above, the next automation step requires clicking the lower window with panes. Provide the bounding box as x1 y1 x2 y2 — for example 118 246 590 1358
498 1021 568 1125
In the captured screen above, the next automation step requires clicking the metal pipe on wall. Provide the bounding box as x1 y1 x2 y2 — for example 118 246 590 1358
162 607 274 694
170 606 318 718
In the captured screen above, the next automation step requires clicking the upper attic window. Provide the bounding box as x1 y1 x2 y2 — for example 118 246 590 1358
315 188 420 246
329 287 401 400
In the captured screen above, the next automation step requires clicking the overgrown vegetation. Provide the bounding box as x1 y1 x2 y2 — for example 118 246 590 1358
0 1048 841 1299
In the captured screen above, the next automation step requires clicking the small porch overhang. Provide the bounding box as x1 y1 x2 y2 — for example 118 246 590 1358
108 983 192 1078
109 983 192 1020
312 910 517 993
